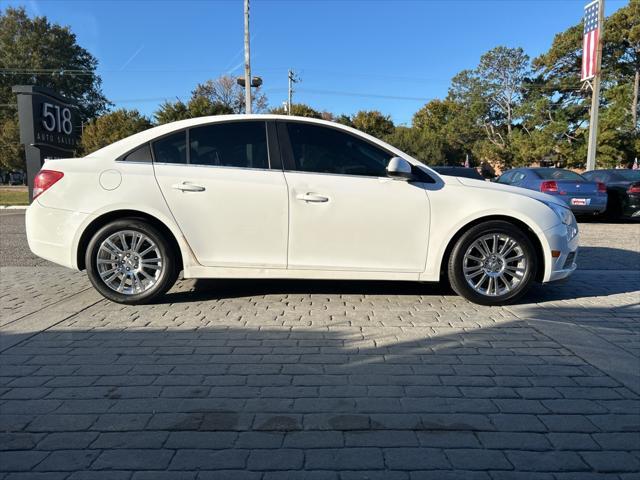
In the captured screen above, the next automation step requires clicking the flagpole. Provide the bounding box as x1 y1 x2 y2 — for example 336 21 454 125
585 0 605 171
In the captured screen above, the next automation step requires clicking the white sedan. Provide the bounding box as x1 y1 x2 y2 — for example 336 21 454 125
26 115 578 305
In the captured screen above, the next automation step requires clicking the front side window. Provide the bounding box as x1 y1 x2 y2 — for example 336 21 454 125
286 123 390 177
189 122 268 169
153 131 187 164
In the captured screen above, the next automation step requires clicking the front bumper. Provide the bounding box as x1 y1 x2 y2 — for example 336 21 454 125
26 201 90 270
541 221 579 283
622 194 640 218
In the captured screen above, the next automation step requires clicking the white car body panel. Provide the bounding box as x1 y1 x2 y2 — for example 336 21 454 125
284 171 430 272
154 164 289 268
25 114 578 288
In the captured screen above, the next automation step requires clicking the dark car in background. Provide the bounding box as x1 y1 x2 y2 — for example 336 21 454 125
432 166 485 181
496 168 607 215
582 169 640 219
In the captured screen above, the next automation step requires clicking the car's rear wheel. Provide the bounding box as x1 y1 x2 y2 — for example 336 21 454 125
448 220 537 305
85 219 178 304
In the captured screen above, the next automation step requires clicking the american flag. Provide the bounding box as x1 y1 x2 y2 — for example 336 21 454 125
582 1 600 81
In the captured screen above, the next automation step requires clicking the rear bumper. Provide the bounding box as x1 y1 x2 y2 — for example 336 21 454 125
562 195 607 214
26 201 89 270
541 222 579 283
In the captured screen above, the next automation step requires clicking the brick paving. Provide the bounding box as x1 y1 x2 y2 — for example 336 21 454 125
1 215 639 479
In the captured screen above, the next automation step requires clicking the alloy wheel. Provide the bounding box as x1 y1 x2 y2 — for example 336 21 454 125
95 230 164 295
462 233 529 297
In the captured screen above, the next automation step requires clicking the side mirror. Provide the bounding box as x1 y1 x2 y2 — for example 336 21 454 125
386 157 413 180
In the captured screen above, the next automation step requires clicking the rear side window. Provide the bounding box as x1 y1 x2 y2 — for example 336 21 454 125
189 122 268 169
497 171 514 184
122 143 152 163
286 122 390 177
512 172 526 183
153 131 187 164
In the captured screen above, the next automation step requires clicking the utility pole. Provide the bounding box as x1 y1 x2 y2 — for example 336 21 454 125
586 0 605 171
243 0 252 114
287 69 298 115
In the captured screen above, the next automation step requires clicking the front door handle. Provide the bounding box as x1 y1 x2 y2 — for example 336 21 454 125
296 193 329 203
172 182 206 192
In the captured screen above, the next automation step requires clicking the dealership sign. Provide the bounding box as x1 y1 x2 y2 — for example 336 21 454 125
13 85 80 151
12 85 81 200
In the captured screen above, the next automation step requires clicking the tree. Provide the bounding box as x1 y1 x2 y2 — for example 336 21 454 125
0 7 110 169
412 99 481 164
449 46 530 167
529 0 639 167
192 75 268 114
383 126 446 165
349 110 394 139
334 114 354 127
80 109 152 155
155 96 232 124
0 117 23 170
269 103 323 118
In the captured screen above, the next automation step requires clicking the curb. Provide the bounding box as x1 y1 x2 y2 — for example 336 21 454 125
0 205 28 210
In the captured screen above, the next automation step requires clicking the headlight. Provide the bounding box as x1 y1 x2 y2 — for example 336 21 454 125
542 201 577 240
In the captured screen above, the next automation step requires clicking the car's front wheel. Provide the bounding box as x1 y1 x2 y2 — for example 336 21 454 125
448 220 537 306
85 219 178 304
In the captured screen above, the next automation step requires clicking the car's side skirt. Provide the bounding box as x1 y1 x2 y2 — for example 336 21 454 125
184 265 421 281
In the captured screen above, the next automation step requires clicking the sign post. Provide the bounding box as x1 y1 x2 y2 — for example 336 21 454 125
582 0 605 172
12 85 80 201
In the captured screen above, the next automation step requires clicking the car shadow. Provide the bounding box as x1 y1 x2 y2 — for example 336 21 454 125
162 246 639 305
1 313 638 476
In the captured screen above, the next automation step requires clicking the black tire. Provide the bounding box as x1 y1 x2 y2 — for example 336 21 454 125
447 220 537 306
604 192 622 221
85 218 178 304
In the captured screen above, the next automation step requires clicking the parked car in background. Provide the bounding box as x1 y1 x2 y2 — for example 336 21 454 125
496 168 607 216
582 169 640 219
431 166 485 181
6 171 25 185
26 115 579 306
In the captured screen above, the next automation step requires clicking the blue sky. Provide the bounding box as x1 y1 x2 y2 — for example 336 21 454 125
6 0 628 125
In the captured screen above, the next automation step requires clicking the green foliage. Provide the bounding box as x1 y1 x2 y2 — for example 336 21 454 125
405 1 638 170
412 99 480 165
447 46 530 168
349 110 394 139
0 7 109 169
80 109 152 155
155 96 232 125
269 103 323 118
383 126 445 165
525 0 639 168
0 116 24 170
334 114 354 127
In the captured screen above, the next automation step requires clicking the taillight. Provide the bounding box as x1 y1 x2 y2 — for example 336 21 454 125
540 180 558 193
33 170 64 200
628 183 640 194
597 182 607 193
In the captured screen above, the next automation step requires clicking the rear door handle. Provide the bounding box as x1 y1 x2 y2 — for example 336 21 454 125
296 193 329 203
172 182 206 192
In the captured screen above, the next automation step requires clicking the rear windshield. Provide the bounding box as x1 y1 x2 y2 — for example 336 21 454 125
536 169 584 181
611 170 640 181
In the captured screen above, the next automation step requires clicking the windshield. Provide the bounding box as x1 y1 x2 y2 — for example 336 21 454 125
611 170 640 181
536 169 585 181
